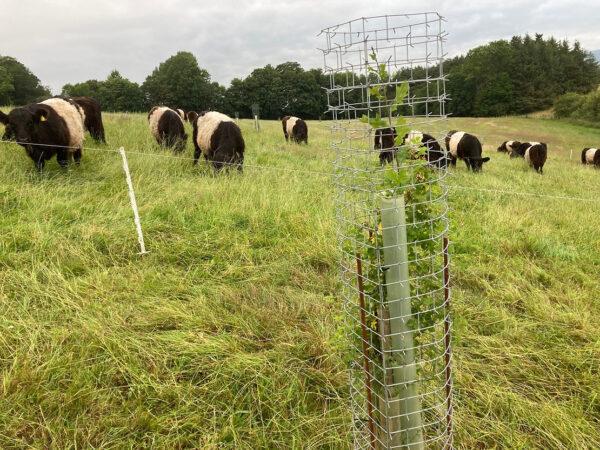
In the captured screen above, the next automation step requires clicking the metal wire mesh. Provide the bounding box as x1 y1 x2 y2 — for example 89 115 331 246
320 13 453 449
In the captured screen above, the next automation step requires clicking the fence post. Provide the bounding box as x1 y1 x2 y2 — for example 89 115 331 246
119 147 149 255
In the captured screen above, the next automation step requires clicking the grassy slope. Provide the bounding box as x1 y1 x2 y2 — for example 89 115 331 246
0 113 598 448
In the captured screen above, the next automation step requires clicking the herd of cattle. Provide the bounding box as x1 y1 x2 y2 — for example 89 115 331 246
0 96 309 173
374 127 570 174
0 95 598 173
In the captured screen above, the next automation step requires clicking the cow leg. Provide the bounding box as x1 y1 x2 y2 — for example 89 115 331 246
450 156 457 167
235 152 244 173
193 144 202 165
56 149 69 168
73 148 82 165
464 158 471 171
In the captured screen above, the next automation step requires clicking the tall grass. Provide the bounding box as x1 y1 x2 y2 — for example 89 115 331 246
0 112 599 448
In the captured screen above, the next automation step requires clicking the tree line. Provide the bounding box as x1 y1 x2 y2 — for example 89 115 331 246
1 34 598 119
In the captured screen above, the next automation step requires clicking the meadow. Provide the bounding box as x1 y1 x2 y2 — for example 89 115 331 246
0 111 599 448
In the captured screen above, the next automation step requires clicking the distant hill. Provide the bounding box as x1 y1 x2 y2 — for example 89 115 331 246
594 50 600 61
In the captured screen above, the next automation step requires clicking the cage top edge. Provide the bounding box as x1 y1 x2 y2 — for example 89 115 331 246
318 12 445 35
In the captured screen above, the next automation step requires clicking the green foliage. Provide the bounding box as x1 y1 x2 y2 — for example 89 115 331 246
398 34 600 117
63 71 145 112
0 55 51 105
554 89 600 123
223 62 328 119
553 92 586 119
141 51 219 112
0 66 15 105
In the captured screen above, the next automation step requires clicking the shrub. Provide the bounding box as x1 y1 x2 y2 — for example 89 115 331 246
553 92 585 119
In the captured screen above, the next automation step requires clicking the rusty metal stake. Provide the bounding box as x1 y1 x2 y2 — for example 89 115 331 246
356 253 376 449
443 236 453 448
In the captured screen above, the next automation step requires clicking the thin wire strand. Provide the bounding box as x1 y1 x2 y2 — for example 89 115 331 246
1 140 596 203
448 185 599 203
0 139 333 177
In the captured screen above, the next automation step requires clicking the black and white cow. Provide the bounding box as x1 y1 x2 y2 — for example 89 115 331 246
70 96 106 142
374 127 397 165
523 142 547 174
282 116 308 144
188 111 245 173
187 111 197 123
176 109 186 122
148 106 187 152
0 97 85 171
445 130 489 172
402 130 447 168
581 148 600 167
509 142 530 158
498 140 521 153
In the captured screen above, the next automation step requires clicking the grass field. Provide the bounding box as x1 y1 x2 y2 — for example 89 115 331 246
0 111 599 448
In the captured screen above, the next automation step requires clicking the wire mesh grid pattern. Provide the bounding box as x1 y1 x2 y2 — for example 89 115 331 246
320 13 453 449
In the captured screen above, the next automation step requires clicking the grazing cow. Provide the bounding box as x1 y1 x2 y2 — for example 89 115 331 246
69 96 106 143
374 127 397 165
445 130 490 172
523 142 547 174
581 148 600 167
187 111 197 123
189 111 245 173
176 109 186 122
282 116 308 144
509 142 531 158
0 97 84 171
148 106 187 152
498 140 521 153
402 130 447 168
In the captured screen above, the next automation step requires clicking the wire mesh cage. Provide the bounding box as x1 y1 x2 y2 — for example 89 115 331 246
319 13 453 449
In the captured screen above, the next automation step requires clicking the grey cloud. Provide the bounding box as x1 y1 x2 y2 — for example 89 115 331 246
1 0 597 94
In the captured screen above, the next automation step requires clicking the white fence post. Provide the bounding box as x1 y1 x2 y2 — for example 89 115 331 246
119 147 149 255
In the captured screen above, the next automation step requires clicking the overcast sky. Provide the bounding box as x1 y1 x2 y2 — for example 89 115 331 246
2 0 599 94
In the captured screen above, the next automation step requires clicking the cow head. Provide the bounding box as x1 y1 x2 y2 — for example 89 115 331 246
468 156 490 172
0 106 48 147
497 141 507 152
187 111 198 123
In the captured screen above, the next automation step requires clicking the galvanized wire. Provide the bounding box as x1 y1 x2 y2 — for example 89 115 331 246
321 13 453 449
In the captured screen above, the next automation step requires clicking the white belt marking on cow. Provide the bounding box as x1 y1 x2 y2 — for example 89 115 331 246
407 130 423 150
449 131 466 157
41 98 85 149
586 148 598 163
196 111 234 153
148 107 169 140
286 117 299 136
